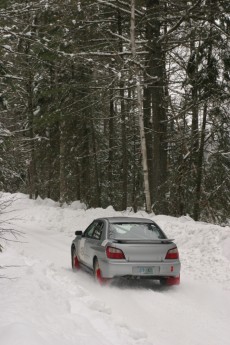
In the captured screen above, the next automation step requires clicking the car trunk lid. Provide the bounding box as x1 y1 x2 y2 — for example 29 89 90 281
112 239 175 262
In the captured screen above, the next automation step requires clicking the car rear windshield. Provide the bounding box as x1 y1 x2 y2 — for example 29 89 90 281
108 223 166 240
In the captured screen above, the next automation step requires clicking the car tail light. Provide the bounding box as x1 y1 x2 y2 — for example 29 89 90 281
106 246 125 259
165 247 179 260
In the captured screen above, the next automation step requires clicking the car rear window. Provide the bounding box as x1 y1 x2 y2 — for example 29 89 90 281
108 223 166 240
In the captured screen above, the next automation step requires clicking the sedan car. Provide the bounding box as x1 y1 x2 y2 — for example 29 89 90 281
71 217 181 285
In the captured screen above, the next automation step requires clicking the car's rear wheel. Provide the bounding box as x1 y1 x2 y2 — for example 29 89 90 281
159 278 167 286
93 259 110 285
71 247 80 271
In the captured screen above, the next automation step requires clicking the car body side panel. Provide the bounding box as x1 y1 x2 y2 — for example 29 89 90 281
73 237 105 269
78 238 86 262
84 238 96 267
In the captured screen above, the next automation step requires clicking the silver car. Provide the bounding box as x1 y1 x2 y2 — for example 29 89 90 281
71 217 181 285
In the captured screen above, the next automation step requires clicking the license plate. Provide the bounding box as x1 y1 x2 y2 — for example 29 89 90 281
133 266 156 275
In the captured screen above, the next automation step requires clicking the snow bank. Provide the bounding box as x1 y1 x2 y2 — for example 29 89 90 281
0 193 230 345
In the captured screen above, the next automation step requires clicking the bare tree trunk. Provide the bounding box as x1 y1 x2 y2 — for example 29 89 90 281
45 128 52 199
144 0 168 213
193 16 214 220
193 103 207 220
121 86 128 210
117 6 128 210
143 83 154 204
59 113 66 205
27 67 38 200
81 119 91 204
22 18 38 200
91 120 101 207
188 28 199 174
108 86 114 205
130 0 151 213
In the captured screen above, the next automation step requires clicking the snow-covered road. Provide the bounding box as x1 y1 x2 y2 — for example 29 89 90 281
1 193 230 345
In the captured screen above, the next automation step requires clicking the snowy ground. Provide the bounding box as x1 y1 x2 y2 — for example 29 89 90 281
0 193 230 345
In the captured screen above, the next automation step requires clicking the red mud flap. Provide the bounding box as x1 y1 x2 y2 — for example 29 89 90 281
96 269 111 286
74 256 80 270
166 275 180 285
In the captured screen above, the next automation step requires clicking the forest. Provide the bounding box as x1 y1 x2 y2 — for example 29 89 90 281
0 0 229 223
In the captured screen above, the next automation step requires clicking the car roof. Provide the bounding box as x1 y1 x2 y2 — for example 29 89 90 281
96 217 154 224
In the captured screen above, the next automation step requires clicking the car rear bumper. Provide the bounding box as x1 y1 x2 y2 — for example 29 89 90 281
99 259 181 279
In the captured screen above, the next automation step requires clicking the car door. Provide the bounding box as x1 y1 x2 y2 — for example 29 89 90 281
81 220 104 267
78 222 95 264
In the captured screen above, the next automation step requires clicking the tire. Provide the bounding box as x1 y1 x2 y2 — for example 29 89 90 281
159 278 167 286
71 247 80 271
93 259 102 282
93 259 109 285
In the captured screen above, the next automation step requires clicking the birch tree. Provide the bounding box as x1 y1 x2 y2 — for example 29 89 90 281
130 0 151 213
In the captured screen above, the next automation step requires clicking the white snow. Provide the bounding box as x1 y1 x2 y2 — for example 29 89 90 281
0 193 230 345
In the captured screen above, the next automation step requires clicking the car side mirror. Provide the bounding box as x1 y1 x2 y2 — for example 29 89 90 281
75 231 83 236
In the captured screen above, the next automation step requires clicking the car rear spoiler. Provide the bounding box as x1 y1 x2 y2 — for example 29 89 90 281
112 238 174 244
